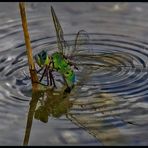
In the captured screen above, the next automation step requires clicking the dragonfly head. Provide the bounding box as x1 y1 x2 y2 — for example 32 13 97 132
35 50 51 67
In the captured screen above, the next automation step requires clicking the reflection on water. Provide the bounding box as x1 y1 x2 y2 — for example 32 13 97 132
0 2 148 146
23 84 73 145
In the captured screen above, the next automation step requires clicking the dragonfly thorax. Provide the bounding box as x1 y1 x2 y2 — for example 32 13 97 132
51 52 69 72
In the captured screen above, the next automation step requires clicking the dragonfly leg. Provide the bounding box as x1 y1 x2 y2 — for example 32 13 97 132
68 61 79 70
33 81 48 86
52 75 56 88
39 67 46 82
48 70 53 86
37 67 44 74
74 65 79 70
46 68 50 86
50 71 56 88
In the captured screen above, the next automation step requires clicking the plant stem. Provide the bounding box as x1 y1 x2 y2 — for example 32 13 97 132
19 2 39 85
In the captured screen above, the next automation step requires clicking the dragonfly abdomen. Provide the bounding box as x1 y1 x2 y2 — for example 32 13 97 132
51 52 75 88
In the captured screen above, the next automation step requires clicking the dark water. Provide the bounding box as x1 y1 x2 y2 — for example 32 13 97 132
0 2 148 145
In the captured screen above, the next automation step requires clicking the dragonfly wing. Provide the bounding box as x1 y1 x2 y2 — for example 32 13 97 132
76 30 93 53
51 6 69 55
67 30 93 68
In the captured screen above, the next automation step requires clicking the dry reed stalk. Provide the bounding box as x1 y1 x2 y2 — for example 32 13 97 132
19 2 39 86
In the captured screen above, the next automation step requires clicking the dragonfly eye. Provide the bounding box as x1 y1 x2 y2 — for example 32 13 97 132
41 50 47 60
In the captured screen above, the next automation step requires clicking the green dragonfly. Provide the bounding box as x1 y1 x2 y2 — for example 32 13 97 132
35 6 90 93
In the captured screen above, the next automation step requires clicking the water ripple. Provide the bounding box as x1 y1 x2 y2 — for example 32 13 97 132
0 3 148 145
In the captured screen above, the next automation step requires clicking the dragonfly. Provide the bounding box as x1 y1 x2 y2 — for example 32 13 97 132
35 6 90 93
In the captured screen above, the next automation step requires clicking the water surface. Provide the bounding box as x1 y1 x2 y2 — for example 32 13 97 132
0 2 148 146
